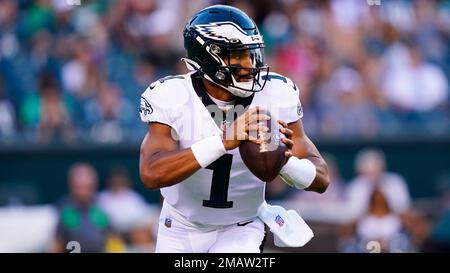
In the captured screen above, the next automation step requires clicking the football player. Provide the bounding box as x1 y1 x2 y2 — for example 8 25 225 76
139 5 329 253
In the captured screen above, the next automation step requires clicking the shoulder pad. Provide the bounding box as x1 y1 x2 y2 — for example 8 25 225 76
262 72 299 92
141 74 191 108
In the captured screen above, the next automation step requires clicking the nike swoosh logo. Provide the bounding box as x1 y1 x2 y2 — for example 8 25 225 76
237 220 254 227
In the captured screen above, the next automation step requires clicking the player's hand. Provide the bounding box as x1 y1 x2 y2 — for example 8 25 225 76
278 120 294 159
222 106 270 151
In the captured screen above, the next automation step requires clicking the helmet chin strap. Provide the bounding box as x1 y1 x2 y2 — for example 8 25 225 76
227 86 254 98
182 57 255 98
203 74 254 98
229 74 255 97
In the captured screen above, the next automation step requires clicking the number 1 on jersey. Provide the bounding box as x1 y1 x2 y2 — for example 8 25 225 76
203 154 233 208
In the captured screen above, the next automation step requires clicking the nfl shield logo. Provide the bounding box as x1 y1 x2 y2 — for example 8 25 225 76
275 215 285 227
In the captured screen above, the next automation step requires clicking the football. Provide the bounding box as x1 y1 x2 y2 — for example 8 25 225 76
239 115 288 182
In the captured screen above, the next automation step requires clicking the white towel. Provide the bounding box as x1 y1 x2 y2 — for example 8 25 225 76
257 201 314 247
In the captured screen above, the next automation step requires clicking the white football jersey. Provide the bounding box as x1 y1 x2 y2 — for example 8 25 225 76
140 72 303 226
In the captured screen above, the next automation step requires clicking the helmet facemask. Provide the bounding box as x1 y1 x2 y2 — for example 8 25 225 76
205 43 269 98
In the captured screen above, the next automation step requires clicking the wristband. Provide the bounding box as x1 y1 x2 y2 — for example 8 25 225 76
191 135 226 168
279 157 316 189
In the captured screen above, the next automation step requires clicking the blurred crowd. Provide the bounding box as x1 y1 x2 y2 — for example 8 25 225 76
0 146 449 252
0 0 449 145
266 148 450 253
51 163 158 253
0 147 447 253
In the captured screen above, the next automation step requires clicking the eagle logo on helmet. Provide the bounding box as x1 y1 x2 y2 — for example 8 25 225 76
195 22 262 44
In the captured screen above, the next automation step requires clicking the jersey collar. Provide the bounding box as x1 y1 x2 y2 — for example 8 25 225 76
191 72 255 118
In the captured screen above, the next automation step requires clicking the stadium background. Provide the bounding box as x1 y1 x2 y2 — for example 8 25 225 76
0 0 449 252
